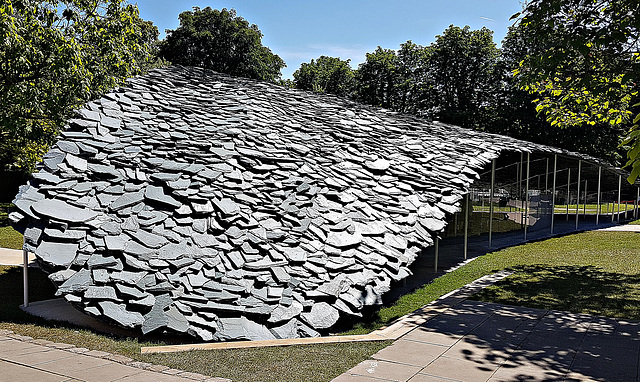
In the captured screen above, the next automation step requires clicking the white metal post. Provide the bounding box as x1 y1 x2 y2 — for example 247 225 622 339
524 153 530 241
23 249 28 308
519 153 523 227
464 193 469 260
583 180 587 216
575 160 581 230
489 159 495 249
596 167 601 226
566 168 570 221
545 158 549 191
551 155 557 234
618 175 622 222
625 200 628 220
434 238 439 272
636 187 639 219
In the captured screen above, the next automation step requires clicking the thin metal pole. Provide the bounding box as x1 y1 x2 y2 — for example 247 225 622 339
551 154 557 234
23 249 28 308
583 180 587 216
519 153 523 228
636 187 639 219
464 193 469 260
625 200 628 220
545 157 549 191
434 238 439 272
524 152 530 241
566 168 570 221
596 167 601 226
618 175 622 222
489 159 495 249
575 160 581 230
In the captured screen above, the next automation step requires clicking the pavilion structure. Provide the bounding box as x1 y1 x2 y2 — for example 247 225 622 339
10 66 638 341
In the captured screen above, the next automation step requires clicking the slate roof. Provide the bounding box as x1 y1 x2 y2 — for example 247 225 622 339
10 66 615 341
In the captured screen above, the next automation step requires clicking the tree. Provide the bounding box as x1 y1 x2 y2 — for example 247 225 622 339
0 0 158 172
354 47 401 109
427 25 499 129
392 41 431 114
293 56 354 97
513 0 640 181
159 7 285 82
489 26 624 163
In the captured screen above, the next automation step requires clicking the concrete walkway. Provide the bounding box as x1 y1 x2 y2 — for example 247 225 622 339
597 224 640 232
0 247 34 266
0 330 230 382
334 299 640 382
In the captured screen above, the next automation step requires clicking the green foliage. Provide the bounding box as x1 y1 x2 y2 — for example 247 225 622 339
354 46 400 109
428 25 499 129
293 56 354 97
352 27 499 128
0 0 159 172
159 7 285 82
513 0 640 180
491 25 625 163
354 41 432 114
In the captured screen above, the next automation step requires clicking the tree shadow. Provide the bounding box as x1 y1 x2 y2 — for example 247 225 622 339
416 296 640 381
472 264 640 320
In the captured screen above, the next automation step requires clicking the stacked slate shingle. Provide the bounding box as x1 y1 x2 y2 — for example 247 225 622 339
10 66 608 341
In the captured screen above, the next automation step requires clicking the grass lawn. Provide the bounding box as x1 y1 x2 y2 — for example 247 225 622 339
471 231 640 319
553 203 636 214
1 230 640 380
0 203 23 249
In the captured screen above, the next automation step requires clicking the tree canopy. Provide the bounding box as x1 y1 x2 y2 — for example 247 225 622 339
0 0 158 172
352 26 498 128
428 25 498 129
159 7 285 82
512 0 640 181
293 56 354 97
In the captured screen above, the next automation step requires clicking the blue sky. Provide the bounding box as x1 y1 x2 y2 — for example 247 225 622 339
135 1 523 79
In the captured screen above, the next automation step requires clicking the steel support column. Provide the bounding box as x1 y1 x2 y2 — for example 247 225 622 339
434 238 439 272
575 160 581 230
489 159 495 249
551 155 557 234
545 158 549 191
464 193 469 260
618 175 622 222
637 188 639 220
23 249 28 308
566 168 570 221
524 153 530 241
583 180 587 216
596 167 601 226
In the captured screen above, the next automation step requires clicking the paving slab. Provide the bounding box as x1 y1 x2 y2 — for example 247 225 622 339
0 360 69 382
0 248 35 266
0 334 229 382
333 298 640 382
343 359 421 382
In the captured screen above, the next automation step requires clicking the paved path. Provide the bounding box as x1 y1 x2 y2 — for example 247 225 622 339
0 331 229 382
597 224 640 232
0 247 34 266
334 300 640 382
